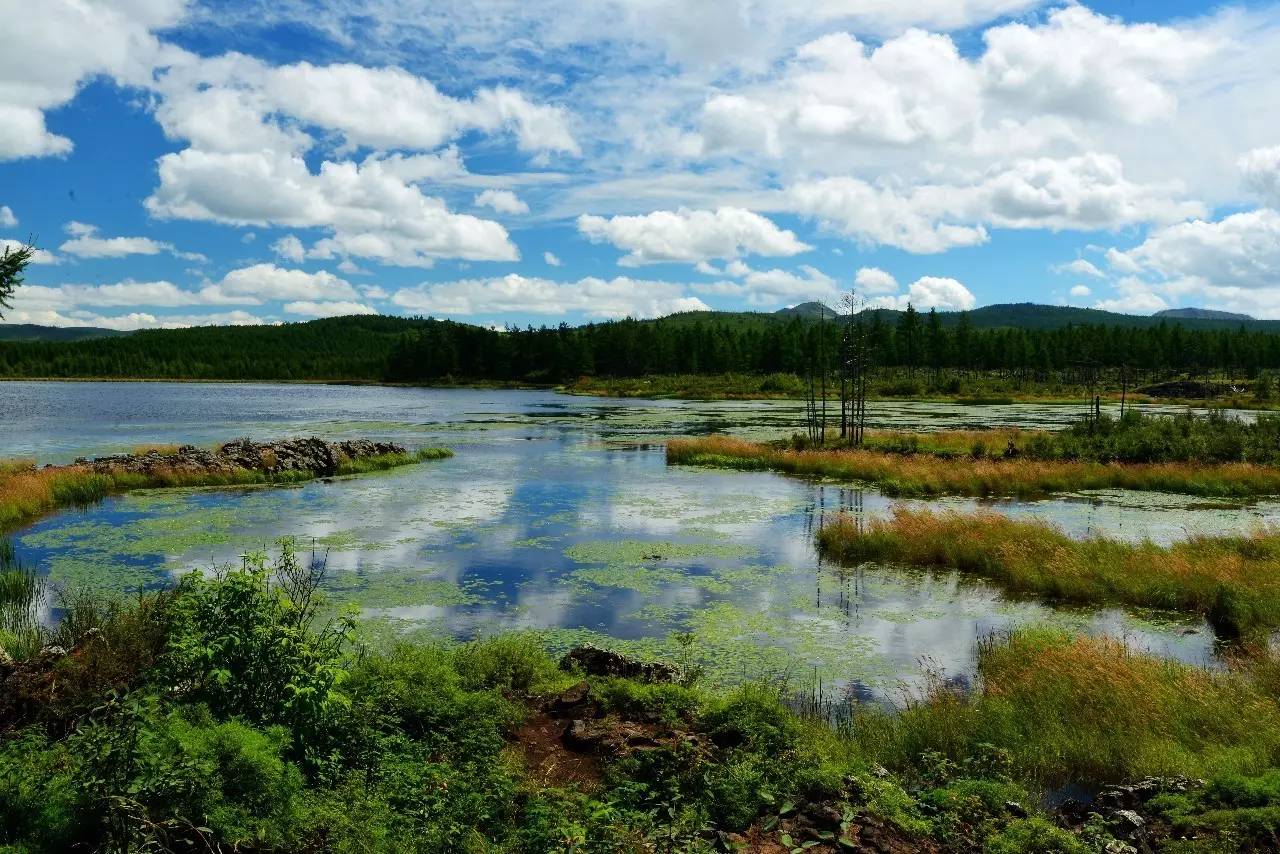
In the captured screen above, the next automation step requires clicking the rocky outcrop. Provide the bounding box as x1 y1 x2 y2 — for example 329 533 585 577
75 437 406 478
559 645 679 683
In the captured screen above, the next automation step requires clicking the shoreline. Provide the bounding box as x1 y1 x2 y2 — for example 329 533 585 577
2 374 1272 411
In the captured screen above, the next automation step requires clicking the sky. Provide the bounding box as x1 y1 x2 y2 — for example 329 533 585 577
3 0 1280 329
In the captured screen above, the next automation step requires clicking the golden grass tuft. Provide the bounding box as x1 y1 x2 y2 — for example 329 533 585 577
816 506 1280 634
666 435 1280 499
856 627 1280 785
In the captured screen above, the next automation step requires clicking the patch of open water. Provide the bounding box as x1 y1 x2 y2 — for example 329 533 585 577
2 381 1268 699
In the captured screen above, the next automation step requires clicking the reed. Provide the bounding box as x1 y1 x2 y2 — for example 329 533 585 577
816 506 1280 634
854 627 1280 785
667 435 1280 498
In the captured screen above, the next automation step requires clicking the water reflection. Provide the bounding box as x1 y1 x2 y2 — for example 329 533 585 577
0 382 1256 699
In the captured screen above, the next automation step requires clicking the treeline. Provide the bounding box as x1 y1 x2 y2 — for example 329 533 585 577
384 308 1280 383
5 308 1280 383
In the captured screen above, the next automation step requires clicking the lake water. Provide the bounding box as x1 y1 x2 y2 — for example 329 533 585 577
3 381 1272 699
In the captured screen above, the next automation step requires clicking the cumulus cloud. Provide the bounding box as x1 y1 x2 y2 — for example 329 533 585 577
1097 209 1280 317
854 267 900 294
283 300 376 317
0 0 187 160
1241 145 1280 208
58 222 206 261
209 264 358 303
147 151 518 267
391 274 709 318
543 251 562 266
1070 284 1092 297
787 154 1201 253
0 206 15 227
271 235 306 263
577 207 810 266
474 189 530 215
980 6 1219 124
867 276 977 311
1054 259 1106 279
695 264 837 306
153 56 579 158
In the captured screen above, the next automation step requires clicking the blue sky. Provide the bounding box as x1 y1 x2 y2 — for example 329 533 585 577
2 0 1280 329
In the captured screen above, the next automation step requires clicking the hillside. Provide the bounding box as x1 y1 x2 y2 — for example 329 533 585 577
1156 307 1255 322
0 323 125 342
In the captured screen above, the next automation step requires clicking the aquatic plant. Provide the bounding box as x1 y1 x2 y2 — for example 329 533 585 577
817 506 1280 635
668 433 1280 499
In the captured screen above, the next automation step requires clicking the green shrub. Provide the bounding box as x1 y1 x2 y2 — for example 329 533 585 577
161 541 356 774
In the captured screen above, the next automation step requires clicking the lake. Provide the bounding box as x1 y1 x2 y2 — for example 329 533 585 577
4 381 1271 699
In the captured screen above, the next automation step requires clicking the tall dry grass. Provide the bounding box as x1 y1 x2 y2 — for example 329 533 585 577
816 506 1280 634
854 627 1280 785
666 435 1280 499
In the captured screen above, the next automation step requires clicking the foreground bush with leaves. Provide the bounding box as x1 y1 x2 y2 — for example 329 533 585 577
1 546 1278 852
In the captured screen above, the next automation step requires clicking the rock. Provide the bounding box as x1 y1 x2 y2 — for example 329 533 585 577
1105 843 1138 854
85 436 406 479
550 682 593 715
560 645 677 683
38 645 67 660
1110 809 1146 841
1004 801 1028 818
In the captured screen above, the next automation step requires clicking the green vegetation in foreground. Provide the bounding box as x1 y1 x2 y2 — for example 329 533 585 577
817 506 1280 637
667 412 1280 499
3 543 1280 851
0 446 453 530
0 545 1274 850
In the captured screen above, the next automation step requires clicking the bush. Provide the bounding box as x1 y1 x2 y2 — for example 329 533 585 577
161 541 355 774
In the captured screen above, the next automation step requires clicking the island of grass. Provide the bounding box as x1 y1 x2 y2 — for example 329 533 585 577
817 506 1280 637
0 437 453 529
668 410 1280 499
4 540 1280 852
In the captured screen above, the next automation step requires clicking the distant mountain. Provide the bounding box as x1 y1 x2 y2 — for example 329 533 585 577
1155 308 1254 322
774 301 836 320
0 324 126 342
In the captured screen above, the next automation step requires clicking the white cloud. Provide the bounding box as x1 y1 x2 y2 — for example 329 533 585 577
210 264 358 302
0 206 15 227
0 0 187 160
1096 209 1280 317
391 274 709 318
543 251 562 266
147 150 518 267
1 307 266 331
474 189 530 215
867 276 976 310
1241 145 1280 208
1054 259 1106 279
1069 284 1092 297
703 29 981 155
786 154 1200 253
1093 283 1169 314
271 235 306 263
980 6 1219 125
854 266 899 294
283 300 376 317
695 264 837 306
577 207 810 266
58 223 172 259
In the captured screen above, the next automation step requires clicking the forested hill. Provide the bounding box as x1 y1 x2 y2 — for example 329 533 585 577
4 304 1280 383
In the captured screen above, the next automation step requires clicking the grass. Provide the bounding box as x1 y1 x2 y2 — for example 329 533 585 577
816 506 1280 635
856 626 1280 787
667 433 1280 499
0 446 454 530
334 446 454 475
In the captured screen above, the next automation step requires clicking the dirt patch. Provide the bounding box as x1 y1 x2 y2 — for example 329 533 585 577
514 710 603 789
